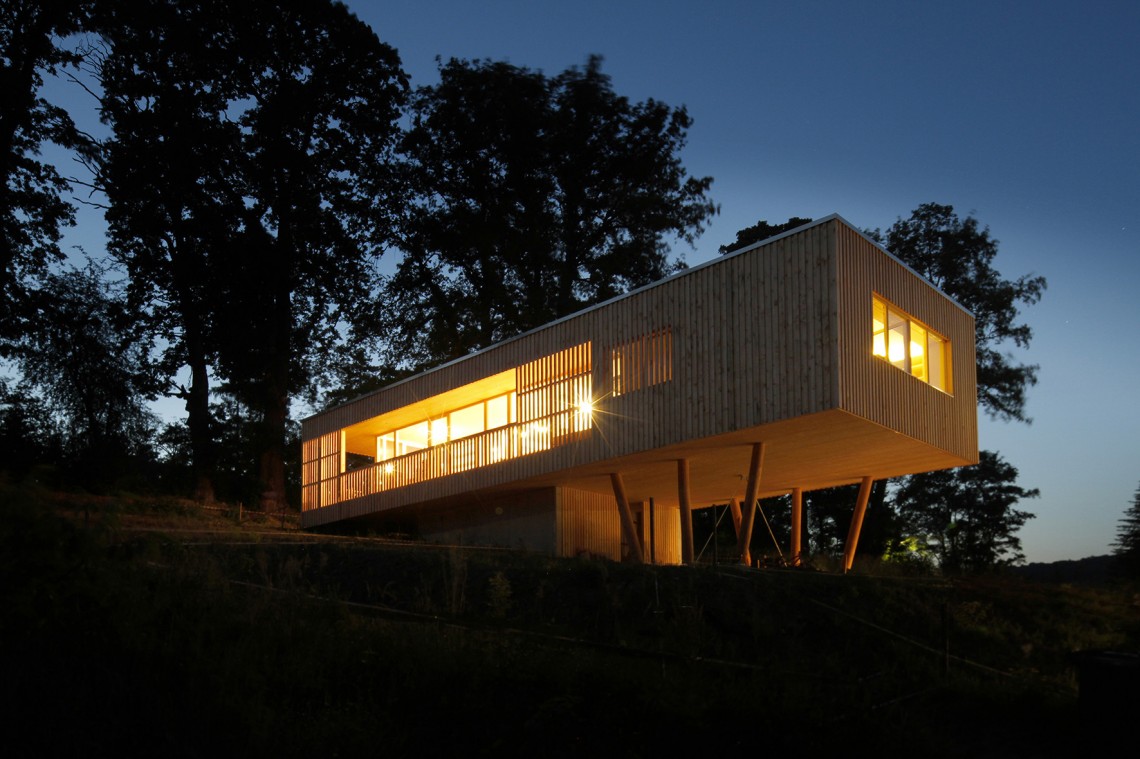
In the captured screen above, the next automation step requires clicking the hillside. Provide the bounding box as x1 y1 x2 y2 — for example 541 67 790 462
3 485 1137 756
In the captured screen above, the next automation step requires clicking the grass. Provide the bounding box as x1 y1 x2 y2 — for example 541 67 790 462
2 483 1136 756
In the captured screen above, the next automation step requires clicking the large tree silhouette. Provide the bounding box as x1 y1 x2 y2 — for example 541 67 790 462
96 0 408 509
892 451 1037 572
718 217 813 254
9 261 157 485
1112 482 1140 578
96 0 248 502
388 56 717 367
0 0 93 343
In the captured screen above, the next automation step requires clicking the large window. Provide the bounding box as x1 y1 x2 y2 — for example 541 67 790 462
374 392 518 463
304 343 594 510
872 295 951 393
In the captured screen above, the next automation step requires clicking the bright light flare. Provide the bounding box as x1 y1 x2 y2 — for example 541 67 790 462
576 397 594 417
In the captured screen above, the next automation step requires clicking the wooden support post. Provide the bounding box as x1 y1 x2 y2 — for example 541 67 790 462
678 459 695 565
649 497 657 565
736 442 766 566
611 472 644 564
790 487 803 567
843 476 875 572
729 498 742 538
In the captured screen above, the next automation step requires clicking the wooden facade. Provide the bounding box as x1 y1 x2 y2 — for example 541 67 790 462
301 216 978 565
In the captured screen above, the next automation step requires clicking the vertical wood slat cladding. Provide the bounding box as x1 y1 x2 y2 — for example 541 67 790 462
835 224 978 463
302 217 972 528
644 504 681 565
557 488 621 560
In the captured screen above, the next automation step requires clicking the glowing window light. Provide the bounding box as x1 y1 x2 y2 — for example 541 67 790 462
872 295 950 393
872 298 887 358
887 328 906 365
910 323 927 382
335 344 593 503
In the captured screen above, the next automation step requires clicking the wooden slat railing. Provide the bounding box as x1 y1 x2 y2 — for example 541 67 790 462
329 407 590 507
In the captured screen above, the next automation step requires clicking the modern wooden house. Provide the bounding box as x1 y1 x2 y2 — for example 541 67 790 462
301 215 978 568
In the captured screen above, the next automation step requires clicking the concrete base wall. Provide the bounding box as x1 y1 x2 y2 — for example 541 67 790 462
417 486 681 565
418 489 557 553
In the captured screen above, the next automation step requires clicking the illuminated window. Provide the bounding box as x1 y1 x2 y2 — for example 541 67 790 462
872 295 951 393
307 344 592 509
302 431 342 512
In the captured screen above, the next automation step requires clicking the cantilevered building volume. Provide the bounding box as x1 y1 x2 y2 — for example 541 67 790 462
301 216 978 568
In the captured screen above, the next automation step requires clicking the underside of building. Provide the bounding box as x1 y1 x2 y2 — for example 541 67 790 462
301 216 978 568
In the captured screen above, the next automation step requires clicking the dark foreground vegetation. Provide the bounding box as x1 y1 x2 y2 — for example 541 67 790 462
3 484 1136 757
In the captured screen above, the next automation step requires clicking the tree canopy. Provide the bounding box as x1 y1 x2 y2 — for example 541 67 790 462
95 0 249 501
8 261 157 485
94 0 409 509
0 0 93 343
1112 482 1140 578
718 217 813 254
892 451 1037 573
388 55 717 367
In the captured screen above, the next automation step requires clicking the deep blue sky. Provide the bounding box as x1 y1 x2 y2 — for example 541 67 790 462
42 1 1138 562
347 0 1139 563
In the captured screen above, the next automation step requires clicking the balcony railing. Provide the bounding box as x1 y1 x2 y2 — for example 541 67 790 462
325 407 591 508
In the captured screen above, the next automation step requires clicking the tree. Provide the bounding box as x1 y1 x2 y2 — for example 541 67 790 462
718 217 813 254
891 451 1037 573
216 1 408 511
9 261 157 487
1112 482 1140 578
872 203 1046 423
0 378 64 480
95 0 248 502
0 0 93 343
95 0 409 510
388 55 717 367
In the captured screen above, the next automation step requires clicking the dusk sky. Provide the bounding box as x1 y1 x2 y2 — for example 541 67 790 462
44 1 1138 563
346 0 1138 563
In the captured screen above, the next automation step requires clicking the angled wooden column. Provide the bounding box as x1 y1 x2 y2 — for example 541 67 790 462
736 442 766 566
677 459 695 565
790 487 803 567
843 476 875 572
611 472 644 564
728 498 742 538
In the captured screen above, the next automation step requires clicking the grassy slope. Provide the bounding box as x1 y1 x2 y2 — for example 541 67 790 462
2 485 1136 757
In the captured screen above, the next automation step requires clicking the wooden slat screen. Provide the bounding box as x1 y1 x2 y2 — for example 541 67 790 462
611 327 672 396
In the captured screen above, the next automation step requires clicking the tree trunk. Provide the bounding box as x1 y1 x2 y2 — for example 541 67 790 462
185 346 216 504
256 250 292 513
257 404 287 513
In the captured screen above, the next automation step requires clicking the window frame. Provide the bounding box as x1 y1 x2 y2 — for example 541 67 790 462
872 294 952 394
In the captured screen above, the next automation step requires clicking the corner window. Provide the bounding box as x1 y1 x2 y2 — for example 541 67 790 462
872 295 951 393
